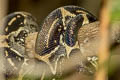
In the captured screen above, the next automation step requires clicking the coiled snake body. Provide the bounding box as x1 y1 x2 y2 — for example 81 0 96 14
0 12 39 78
0 6 97 79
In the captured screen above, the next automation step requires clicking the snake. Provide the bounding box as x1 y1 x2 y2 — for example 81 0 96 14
0 5 97 79
35 6 97 75
0 12 39 78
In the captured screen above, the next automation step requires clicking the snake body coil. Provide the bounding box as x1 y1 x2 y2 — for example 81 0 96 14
35 6 97 58
0 12 39 77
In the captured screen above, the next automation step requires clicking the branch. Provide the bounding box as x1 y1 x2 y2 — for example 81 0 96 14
95 0 110 80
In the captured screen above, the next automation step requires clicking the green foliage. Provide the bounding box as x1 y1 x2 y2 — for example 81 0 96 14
111 0 120 21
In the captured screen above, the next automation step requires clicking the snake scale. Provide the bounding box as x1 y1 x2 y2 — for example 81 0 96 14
0 5 97 80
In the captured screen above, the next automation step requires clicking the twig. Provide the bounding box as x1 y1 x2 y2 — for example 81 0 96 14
95 0 110 80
